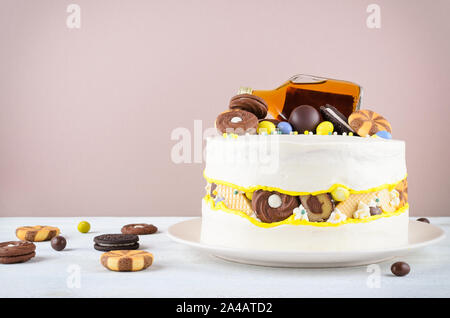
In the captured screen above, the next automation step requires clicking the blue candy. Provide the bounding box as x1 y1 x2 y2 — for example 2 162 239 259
375 131 392 139
277 121 293 134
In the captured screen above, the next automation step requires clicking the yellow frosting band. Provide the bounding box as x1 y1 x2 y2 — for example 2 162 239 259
205 194 409 228
203 171 407 196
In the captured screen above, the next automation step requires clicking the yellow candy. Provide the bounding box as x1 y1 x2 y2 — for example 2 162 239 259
257 121 276 134
304 130 309 135
331 187 350 202
316 121 334 135
245 192 253 200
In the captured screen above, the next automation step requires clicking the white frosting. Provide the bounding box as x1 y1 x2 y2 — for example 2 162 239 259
267 194 282 208
205 135 406 192
353 202 371 219
327 208 348 223
201 200 409 251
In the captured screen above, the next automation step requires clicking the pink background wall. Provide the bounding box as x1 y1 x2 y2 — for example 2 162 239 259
0 0 449 217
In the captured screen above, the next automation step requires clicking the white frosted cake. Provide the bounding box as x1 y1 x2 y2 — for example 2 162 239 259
201 90 408 252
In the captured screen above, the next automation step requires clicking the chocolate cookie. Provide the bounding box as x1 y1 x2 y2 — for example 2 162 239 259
0 241 36 264
16 225 60 242
252 190 299 223
300 193 335 222
348 109 392 137
121 224 158 235
229 94 268 119
93 234 139 252
215 110 258 135
319 104 355 135
101 250 153 272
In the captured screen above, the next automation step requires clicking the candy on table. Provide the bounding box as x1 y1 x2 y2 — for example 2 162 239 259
77 221 91 233
51 236 67 251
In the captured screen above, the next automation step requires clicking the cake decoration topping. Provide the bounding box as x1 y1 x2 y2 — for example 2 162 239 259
251 190 299 223
293 205 309 221
319 105 355 135
214 184 253 216
277 121 293 134
348 109 392 137
353 201 371 219
299 193 335 222
215 110 258 135
288 105 321 133
335 192 378 218
395 179 408 208
316 121 334 135
268 194 283 208
375 131 392 139
257 120 277 135
331 187 350 202
229 94 268 119
327 208 347 224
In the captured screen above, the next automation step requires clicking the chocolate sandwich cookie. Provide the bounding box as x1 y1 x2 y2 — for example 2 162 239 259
215 110 258 135
252 190 299 223
229 94 268 119
16 225 60 242
121 224 158 235
0 241 36 264
319 104 355 135
101 250 153 272
93 234 139 252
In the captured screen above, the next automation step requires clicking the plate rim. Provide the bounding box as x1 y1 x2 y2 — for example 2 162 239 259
167 218 446 256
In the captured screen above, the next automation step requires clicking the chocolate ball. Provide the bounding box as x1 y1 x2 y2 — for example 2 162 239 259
391 261 410 277
416 217 430 224
51 235 66 251
288 105 321 133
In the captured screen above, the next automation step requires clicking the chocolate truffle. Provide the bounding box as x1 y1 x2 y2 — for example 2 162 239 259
51 236 66 251
391 261 410 277
288 105 321 133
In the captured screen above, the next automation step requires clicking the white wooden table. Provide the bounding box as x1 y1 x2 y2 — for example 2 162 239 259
0 217 449 298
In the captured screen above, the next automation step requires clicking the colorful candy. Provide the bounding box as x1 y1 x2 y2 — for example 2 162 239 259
77 221 91 233
331 187 350 202
375 131 392 139
277 121 293 134
257 120 276 135
316 121 334 135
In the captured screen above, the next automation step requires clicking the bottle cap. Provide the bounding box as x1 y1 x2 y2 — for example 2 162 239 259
237 87 253 95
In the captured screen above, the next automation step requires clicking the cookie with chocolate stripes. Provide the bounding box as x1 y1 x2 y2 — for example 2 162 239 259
100 250 153 272
16 226 60 242
348 109 392 137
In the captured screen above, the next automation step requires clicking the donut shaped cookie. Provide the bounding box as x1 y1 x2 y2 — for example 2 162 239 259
16 226 60 242
121 224 158 235
348 110 392 137
251 190 299 223
215 110 258 135
229 94 268 119
101 250 153 272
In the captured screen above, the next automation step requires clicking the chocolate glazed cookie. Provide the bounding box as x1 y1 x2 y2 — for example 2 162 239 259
229 94 268 119
252 190 299 223
215 110 258 135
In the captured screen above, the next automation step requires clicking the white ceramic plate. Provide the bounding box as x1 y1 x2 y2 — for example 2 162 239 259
167 218 445 268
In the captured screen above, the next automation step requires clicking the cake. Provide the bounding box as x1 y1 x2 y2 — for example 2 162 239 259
200 84 408 252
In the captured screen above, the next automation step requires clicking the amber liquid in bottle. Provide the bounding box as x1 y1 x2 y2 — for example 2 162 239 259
242 74 362 121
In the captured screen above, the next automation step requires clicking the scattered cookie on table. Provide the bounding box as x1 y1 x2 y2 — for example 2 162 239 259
93 234 139 252
121 224 158 235
101 250 153 272
0 241 36 264
16 225 60 242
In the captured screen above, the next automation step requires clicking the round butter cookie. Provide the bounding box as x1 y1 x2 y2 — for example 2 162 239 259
16 226 60 242
100 250 153 272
